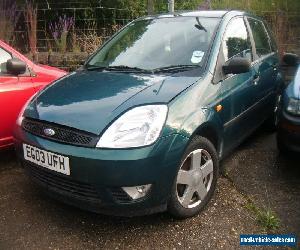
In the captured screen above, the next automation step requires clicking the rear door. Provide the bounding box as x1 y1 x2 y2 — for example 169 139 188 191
246 17 279 120
0 47 35 146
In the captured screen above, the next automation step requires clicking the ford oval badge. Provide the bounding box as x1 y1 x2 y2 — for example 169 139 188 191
44 128 55 137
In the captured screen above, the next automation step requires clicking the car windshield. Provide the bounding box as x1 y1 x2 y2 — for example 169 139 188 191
86 16 220 71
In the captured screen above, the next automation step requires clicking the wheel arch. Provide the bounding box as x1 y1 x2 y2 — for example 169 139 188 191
173 108 224 158
191 122 222 157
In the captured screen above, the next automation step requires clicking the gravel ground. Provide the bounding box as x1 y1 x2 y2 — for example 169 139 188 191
0 129 299 250
223 128 300 239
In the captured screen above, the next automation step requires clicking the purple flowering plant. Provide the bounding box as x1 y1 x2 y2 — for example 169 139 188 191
49 15 75 53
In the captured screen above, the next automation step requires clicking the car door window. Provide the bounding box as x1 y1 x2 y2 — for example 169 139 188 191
0 48 12 74
222 17 253 62
247 18 272 58
263 21 277 53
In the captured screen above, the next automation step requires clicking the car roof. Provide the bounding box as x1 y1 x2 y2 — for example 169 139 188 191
145 10 247 19
177 10 231 18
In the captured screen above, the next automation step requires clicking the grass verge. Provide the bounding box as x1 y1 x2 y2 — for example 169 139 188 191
245 201 280 231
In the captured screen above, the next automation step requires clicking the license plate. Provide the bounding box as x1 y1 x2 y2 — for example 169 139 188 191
23 144 70 175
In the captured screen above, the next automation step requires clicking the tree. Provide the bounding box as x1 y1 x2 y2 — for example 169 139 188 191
147 0 155 15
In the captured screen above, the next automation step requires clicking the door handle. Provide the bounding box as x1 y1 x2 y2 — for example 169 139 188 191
272 64 278 71
253 74 260 85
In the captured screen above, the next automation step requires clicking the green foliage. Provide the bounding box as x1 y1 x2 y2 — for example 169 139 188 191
211 0 300 13
10 0 300 54
150 0 300 13
257 209 280 231
56 31 68 53
103 0 300 16
100 0 146 18
245 201 280 231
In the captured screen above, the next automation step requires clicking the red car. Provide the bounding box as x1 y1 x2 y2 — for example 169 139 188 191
0 40 67 149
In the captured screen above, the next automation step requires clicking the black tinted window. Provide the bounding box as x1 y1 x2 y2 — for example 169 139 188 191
222 17 252 62
248 18 272 58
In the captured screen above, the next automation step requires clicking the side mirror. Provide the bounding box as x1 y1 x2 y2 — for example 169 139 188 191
282 53 299 67
223 57 251 75
6 58 26 75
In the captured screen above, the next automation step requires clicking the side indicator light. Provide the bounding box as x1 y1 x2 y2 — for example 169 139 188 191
215 104 223 112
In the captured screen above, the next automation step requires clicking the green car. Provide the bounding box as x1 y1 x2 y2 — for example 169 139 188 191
14 10 284 218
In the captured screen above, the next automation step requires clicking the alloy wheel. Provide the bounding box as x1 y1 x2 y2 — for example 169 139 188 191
176 149 214 209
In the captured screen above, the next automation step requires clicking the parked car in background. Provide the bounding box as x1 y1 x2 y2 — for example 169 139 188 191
0 40 67 149
277 53 300 153
14 10 284 218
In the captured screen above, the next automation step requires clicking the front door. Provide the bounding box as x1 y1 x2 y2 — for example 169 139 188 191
215 17 259 154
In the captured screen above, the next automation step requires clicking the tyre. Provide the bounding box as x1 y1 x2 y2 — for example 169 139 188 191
168 136 219 219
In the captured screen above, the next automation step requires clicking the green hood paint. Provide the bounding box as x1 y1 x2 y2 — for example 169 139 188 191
25 70 201 135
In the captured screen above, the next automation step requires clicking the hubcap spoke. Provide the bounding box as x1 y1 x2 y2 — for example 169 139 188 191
177 170 193 185
181 186 195 207
200 159 213 178
191 150 202 170
196 182 208 200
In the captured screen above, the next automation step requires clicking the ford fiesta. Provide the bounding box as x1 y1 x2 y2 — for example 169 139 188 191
14 10 284 218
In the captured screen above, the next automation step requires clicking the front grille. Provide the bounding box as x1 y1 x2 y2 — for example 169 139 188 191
22 118 99 147
25 162 101 203
109 187 132 203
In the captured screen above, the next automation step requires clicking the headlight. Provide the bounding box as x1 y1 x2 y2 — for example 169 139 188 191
16 93 38 126
96 105 168 148
286 98 300 115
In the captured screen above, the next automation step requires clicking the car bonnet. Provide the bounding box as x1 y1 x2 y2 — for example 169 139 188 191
24 70 201 135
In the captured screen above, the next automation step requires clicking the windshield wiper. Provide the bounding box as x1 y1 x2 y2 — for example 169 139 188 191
85 65 107 71
85 65 151 73
153 65 200 73
105 65 152 73
86 64 200 73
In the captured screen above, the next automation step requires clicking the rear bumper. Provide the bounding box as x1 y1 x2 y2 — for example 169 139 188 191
14 125 189 216
278 111 300 152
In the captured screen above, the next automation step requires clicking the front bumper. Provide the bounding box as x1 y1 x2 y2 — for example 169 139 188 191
0 136 14 150
14 125 189 216
278 110 300 152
